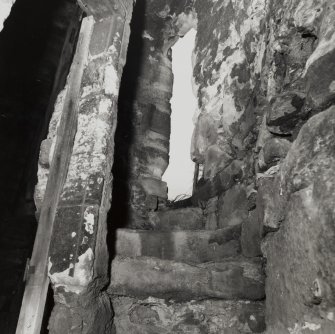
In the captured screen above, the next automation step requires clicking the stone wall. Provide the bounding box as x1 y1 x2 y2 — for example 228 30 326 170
191 0 335 333
31 0 335 332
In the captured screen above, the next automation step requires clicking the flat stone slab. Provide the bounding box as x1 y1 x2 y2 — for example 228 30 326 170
115 226 241 264
112 296 265 334
109 256 265 301
151 207 204 231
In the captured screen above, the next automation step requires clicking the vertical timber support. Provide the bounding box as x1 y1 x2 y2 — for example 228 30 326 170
16 0 133 333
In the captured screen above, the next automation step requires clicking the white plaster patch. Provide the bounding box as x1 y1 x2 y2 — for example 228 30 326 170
327 312 334 321
48 248 94 294
329 81 335 92
104 64 119 95
175 11 198 36
303 322 321 331
108 44 118 55
288 322 322 333
142 31 154 40
71 232 76 238
149 55 158 64
83 209 95 234
82 236 88 245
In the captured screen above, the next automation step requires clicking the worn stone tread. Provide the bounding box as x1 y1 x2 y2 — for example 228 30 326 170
109 256 265 301
112 296 265 334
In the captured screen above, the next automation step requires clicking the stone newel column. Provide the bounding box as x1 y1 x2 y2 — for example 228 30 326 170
33 1 133 332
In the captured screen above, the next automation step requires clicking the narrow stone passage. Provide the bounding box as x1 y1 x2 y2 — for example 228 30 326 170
0 0 334 333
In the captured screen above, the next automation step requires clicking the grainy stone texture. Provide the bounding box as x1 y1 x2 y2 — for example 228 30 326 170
115 226 241 263
111 0 196 229
189 1 335 333
149 207 205 231
31 0 335 332
34 2 134 332
112 297 265 334
191 0 268 178
262 107 335 334
110 256 265 301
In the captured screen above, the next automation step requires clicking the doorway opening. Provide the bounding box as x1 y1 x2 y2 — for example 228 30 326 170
162 29 197 201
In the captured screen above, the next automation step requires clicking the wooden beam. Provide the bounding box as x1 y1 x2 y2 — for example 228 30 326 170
15 16 95 334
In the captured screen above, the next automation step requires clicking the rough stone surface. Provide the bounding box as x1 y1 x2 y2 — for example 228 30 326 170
266 92 306 135
112 297 265 334
115 226 241 264
262 107 335 333
111 0 195 229
29 0 335 331
109 256 265 301
262 137 291 166
34 5 134 332
191 0 268 175
217 184 249 228
256 176 285 233
241 210 262 258
150 207 205 231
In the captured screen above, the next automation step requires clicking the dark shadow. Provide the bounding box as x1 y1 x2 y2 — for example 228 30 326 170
0 0 80 332
40 284 55 334
106 0 147 261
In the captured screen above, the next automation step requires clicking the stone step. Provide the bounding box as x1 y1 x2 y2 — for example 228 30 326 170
151 207 204 231
115 225 241 264
112 296 265 334
109 256 265 301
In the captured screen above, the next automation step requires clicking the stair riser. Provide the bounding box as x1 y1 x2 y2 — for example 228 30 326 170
115 227 241 263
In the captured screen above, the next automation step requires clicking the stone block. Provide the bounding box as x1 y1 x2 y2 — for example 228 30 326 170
306 49 335 110
142 104 170 137
89 16 118 56
256 176 285 232
151 207 204 231
204 197 218 230
241 210 262 258
203 144 232 180
115 225 241 264
192 160 243 203
263 107 335 332
266 91 306 135
217 184 248 228
263 137 291 166
109 256 265 301
139 177 167 199
49 204 98 276
112 296 265 334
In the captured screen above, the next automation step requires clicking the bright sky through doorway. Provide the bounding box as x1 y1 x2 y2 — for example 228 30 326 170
162 29 197 200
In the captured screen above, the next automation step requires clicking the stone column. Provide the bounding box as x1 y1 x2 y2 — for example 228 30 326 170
34 1 133 332
113 2 196 229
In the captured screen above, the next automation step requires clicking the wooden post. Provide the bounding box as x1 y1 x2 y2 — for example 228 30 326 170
15 16 95 334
